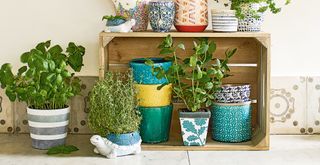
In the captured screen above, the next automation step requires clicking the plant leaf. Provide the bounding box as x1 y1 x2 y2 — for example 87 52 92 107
47 145 79 155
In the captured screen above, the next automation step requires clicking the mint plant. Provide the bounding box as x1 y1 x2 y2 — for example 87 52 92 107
0 41 85 109
146 35 237 112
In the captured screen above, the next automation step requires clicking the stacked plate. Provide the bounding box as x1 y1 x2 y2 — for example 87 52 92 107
211 9 238 32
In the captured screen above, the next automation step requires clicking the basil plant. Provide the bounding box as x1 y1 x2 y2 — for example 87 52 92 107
0 41 85 109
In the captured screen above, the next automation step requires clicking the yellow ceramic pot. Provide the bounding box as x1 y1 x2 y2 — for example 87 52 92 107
135 84 172 107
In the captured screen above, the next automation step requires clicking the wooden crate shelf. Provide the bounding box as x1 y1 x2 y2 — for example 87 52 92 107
99 31 270 151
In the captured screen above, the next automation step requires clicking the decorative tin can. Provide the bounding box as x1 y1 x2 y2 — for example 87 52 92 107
149 0 175 32
211 102 252 143
214 84 251 103
174 0 208 32
135 83 172 107
112 0 149 31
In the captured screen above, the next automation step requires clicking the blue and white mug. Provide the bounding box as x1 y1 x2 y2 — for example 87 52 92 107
149 0 175 32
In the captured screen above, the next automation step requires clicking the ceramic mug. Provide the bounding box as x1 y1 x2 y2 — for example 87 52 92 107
149 0 175 32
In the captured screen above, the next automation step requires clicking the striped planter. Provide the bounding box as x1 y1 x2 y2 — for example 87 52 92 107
27 107 70 150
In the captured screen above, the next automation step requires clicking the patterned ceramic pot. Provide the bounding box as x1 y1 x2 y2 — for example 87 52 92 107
238 3 265 32
179 110 210 146
130 58 172 84
139 105 173 143
214 84 251 103
135 83 172 107
27 107 69 150
112 0 149 31
174 0 208 32
211 102 252 143
106 131 141 146
149 0 175 32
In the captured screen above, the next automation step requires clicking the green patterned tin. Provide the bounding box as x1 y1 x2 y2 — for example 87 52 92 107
211 102 252 143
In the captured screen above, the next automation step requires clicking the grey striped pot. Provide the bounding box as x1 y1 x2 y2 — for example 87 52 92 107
27 107 70 150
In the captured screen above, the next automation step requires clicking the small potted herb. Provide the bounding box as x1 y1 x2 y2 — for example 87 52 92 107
102 15 136 33
230 0 290 31
0 41 85 149
88 71 142 148
146 35 236 146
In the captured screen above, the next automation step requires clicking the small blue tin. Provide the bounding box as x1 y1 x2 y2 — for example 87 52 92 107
149 0 175 32
211 102 252 143
129 58 172 84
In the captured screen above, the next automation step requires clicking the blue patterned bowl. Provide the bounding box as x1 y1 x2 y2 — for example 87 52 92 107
214 84 251 103
211 102 252 143
130 58 172 84
149 0 175 32
106 131 141 146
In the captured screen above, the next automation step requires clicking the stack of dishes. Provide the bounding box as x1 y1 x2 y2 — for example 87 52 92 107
211 9 238 32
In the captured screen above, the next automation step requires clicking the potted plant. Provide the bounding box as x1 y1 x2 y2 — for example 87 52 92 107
88 71 142 149
146 35 237 146
0 41 85 149
102 15 136 33
230 0 290 31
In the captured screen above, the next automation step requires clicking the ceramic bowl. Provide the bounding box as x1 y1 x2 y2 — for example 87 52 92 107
214 84 251 103
130 58 172 84
135 83 172 107
211 102 252 143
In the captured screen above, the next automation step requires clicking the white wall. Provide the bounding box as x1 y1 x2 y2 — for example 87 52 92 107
0 0 318 76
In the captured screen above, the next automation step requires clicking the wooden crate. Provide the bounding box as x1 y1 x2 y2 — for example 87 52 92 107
99 31 270 151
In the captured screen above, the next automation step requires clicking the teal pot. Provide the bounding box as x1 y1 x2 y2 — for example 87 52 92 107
27 107 70 150
211 102 252 143
179 109 211 146
106 131 141 146
129 58 172 84
138 105 173 143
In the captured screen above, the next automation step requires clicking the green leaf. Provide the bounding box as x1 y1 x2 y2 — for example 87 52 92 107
48 45 63 56
190 56 197 67
177 43 185 50
160 48 174 55
18 66 28 76
66 43 85 72
36 41 51 53
207 42 216 55
47 145 79 155
205 82 213 90
20 52 30 63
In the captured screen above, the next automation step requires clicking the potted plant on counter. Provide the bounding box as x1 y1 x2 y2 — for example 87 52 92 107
88 71 142 157
146 35 237 146
230 0 291 31
0 41 85 149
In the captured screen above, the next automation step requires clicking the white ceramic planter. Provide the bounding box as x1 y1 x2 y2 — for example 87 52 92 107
27 107 70 150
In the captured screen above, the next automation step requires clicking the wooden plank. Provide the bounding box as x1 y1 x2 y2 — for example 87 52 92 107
100 31 270 38
108 37 260 64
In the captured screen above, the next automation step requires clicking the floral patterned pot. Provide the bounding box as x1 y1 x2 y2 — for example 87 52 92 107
112 0 149 31
138 105 173 143
238 3 265 32
149 0 175 32
106 131 141 146
174 0 208 32
179 109 210 146
130 58 172 84
214 84 251 103
211 102 252 143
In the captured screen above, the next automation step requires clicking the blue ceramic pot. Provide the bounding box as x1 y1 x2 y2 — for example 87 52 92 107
106 131 141 146
211 102 252 143
149 0 175 32
106 19 126 26
130 58 172 84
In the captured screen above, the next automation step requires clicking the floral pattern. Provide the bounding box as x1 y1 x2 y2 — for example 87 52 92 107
149 1 175 32
180 118 209 146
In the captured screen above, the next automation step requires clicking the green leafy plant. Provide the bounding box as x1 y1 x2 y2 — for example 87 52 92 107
0 41 85 109
47 145 79 155
230 0 291 19
102 15 126 21
88 71 141 136
146 35 237 112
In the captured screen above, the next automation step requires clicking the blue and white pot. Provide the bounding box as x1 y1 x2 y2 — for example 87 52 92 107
211 102 252 143
129 58 172 84
106 131 141 146
27 107 70 150
214 84 251 103
179 110 210 146
238 3 266 32
149 0 175 32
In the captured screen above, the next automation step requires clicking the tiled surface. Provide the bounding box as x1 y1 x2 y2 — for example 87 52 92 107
0 89 14 133
270 77 307 134
0 135 320 165
306 77 320 134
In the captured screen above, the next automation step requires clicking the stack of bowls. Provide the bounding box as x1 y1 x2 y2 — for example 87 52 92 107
211 84 252 143
130 58 173 143
211 9 238 32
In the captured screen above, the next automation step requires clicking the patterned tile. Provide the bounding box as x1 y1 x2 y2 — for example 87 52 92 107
270 77 307 134
306 77 320 134
0 89 14 133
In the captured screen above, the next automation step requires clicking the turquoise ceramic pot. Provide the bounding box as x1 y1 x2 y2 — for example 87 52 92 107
138 105 173 143
211 102 252 143
129 58 172 84
106 131 141 146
